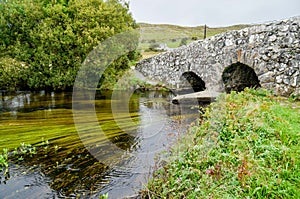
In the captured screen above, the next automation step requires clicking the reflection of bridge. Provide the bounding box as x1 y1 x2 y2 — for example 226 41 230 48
136 17 300 97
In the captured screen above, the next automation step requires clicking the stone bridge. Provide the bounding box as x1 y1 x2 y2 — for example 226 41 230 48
136 17 300 97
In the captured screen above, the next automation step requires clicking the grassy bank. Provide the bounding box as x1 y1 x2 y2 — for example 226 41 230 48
143 89 300 198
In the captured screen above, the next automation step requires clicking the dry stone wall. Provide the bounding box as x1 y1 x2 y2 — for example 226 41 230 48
136 17 300 96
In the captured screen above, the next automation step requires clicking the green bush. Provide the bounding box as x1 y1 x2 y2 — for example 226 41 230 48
0 57 29 90
0 0 138 91
179 38 188 46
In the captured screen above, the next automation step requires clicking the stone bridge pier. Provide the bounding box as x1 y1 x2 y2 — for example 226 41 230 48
136 17 300 97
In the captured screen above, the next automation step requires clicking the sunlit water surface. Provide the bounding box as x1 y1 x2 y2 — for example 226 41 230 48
0 90 198 198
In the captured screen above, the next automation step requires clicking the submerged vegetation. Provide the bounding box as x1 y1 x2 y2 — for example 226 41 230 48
0 141 46 185
0 139 110 196
144 89 300 198
0 140 48 173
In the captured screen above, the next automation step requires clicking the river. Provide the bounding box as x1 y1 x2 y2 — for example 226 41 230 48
0 90 198 198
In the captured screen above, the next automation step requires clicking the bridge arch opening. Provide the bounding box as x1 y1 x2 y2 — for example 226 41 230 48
222 62 261 93
179 71 206 93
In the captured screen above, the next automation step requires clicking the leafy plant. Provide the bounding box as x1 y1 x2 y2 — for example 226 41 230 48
0 148 8 172
99 193 109 199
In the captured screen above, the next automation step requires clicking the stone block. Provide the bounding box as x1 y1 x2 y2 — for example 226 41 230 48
258 72 275 83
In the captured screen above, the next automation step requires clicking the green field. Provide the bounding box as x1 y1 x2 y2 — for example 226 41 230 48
138 23 250 58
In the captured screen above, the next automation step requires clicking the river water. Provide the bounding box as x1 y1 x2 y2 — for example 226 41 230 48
0 90 198 198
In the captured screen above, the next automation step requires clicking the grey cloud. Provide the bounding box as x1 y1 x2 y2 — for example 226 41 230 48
129 0 300 26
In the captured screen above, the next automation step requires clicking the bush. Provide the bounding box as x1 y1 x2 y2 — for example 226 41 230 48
0 0 138 91
179 38 188 46
0 57 29 90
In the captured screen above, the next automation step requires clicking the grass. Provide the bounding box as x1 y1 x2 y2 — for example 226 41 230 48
0 148 8 173
139 23 249 42
143 88 300 198
138 23 251 57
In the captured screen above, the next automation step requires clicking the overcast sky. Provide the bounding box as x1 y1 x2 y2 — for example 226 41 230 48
129 0 300 27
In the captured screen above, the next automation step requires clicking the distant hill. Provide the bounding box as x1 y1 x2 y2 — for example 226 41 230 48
138 23 251 59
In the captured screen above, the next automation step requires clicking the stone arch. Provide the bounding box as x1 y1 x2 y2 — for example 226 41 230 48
179 71 206 93
222 62 261 93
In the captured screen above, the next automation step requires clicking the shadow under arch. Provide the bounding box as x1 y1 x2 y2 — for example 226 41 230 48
222 62 261 93
179 71 206 93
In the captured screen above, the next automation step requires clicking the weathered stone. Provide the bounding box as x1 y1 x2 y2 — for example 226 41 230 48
225 39 234 46
136 16 300 96
283 77 290 85
255 63 269 76
172 90 221 103
249 35 256 44
278 63 287 72
276 75 283 84
259 72 275 83
286 69 297 76
269 35 277 42
262 55 270 61
271 54 279 60
279 25 289 32
290 76 298 87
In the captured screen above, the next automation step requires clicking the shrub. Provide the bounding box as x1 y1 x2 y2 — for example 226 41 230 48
0 0 138 91
179 38 188 46
0 57 29 90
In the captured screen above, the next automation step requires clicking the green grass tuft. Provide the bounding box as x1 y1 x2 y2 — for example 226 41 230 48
143 88 300 199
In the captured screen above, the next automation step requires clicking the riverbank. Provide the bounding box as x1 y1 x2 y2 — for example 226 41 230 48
142 88 300 198
110 69 169 91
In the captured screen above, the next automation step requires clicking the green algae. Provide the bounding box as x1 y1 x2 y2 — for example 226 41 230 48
0 92 140 151
0 90 195 197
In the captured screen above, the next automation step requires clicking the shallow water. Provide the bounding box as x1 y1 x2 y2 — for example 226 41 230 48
0 90 198 198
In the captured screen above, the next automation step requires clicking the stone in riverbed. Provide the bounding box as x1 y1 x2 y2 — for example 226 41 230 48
172 90 221 104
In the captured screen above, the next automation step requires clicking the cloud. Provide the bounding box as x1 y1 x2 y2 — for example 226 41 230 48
129 0 300 26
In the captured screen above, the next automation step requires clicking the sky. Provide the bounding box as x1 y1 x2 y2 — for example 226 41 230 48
128 0 300 27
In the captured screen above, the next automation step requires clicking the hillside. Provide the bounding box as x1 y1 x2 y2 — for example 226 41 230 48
138 23 250 59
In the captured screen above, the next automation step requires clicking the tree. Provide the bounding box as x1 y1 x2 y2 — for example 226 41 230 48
0 0 138 90
179 38 188 46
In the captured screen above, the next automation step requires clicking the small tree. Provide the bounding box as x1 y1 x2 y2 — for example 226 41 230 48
179 38 188 46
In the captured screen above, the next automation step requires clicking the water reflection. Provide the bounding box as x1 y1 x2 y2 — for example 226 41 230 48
0 91 73 114
0 90 198 198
